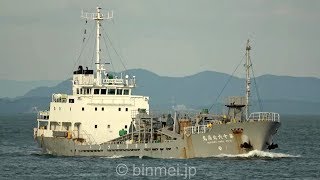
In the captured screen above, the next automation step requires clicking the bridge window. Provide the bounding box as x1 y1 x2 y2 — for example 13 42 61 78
95 125 97 128
102 107 104 111
95 107 97 111
123 89 129 95
118 108 121 111
69 99 74 103
108 89 115 95
94 89 100 95
82 107 84 111
116 89 123 95
101 89 107 95
108 125 110 128
126 108 128 112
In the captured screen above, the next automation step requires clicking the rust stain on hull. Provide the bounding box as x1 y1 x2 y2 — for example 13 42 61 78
232 128 244 154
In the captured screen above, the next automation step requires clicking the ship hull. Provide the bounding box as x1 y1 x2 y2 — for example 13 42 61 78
36 121 280 158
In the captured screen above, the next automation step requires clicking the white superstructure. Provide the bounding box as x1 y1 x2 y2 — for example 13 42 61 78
36 7 149 144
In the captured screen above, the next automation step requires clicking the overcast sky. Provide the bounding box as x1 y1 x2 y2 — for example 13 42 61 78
1 0 319 80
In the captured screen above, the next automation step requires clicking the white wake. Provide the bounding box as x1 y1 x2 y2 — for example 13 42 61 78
100 155 125 159
214 150 300 158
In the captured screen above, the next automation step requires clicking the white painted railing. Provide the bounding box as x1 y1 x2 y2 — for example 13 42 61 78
79 130 98 145
184 125 208 135
37 129 53 137
248 112 280 122
37 111 50 120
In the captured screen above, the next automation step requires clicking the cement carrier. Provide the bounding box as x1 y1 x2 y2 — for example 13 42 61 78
34 7 280 158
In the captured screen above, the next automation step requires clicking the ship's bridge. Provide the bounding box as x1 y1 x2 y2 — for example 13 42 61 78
71 65 137 96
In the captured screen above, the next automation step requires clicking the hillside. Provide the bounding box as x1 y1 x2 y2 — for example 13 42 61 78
0 69 319 114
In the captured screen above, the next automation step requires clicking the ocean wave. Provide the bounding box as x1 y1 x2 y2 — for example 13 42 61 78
214 150 301 158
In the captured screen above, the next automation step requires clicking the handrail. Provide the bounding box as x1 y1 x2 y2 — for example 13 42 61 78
80 130 97 145
37 111 50 120
184 125 208 135
248 112 280 122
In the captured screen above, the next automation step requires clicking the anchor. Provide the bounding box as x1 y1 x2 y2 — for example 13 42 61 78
266 142 278 150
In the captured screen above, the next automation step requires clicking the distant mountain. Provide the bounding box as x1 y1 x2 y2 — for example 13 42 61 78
255 75 320 102
0 97 50 113
0 80 61 98
23 79 72 97
0 69 319 114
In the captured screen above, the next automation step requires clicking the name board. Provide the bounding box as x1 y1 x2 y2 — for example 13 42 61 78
103 79 124 84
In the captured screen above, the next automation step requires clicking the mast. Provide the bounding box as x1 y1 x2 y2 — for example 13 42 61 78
81 7 113 85
245 39 251 120
95 7 102 85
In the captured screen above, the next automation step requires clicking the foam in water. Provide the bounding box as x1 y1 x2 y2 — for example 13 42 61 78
214 150 301 158
100 155 124 159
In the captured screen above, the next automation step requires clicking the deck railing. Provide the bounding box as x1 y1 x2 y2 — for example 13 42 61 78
79 130 97 145
248 112 280 122
184 125 208 135
37 111 50 120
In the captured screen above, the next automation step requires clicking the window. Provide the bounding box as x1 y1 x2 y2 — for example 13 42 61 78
94 89 100 95
70 107 71 111
126 108 128 112
95 107 97 111
95 125 97 128
116 89 123 95
102 107 104 111
108 89 115 95
59 107 61 111
118 108 121 111
123 89 129 95
80 88 83 94
82 107 84 111
107 125 110 128
87 89 90 94
54 107 56 110
86 88 90 95
76 88 79 94
125 125 127 129
101 89 107 95
69 99 74 103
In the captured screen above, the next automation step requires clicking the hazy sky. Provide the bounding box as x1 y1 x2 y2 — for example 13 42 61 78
1 0 319 80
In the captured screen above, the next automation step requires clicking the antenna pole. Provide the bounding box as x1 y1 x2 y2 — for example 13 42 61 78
245 39 252 120
95 7 102 85
81 7 113 85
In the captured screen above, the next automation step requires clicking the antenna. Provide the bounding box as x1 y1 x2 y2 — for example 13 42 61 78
81 7 113 85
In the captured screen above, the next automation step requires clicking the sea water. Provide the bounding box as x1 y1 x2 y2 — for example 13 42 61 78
0 114 319 179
